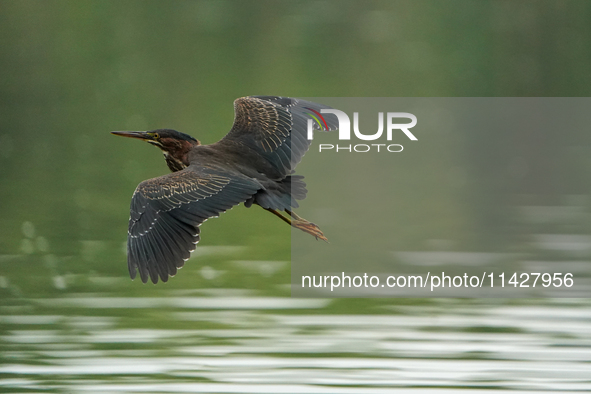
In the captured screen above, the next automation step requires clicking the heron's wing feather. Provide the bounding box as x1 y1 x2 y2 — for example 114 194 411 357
127 166 261 284
221 96 338 177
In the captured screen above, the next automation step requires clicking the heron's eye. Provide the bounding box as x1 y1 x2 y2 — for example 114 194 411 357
154 133 160 139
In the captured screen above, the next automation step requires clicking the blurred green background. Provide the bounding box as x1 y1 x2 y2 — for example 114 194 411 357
2 0 590 288
1 1 591 392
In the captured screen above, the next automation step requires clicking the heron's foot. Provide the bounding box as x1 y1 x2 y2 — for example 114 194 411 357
291 218 328 242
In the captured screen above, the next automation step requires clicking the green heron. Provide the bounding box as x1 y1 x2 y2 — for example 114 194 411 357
112 96 337 284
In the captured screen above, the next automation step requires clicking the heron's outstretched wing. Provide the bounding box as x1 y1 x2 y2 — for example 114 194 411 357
127 166 261 284
220 96 338 177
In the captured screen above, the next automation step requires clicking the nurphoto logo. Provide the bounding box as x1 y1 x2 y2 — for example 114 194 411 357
306 108 418 153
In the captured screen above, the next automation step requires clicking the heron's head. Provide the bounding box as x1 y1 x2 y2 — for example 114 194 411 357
111 129 200 172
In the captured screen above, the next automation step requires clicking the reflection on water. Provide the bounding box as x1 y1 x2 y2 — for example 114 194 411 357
1 285 590 392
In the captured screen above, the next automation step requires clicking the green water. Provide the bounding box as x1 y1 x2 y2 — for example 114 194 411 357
2 1 591 392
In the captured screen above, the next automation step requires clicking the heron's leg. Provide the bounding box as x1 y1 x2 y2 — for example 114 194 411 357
276 209 328 242
285 209 302 220
265 208 292 225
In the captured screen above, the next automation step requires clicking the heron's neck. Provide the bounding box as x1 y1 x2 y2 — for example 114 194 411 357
163 139 200 172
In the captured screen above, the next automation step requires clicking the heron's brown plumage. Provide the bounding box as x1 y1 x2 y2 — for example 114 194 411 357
112 96 338 283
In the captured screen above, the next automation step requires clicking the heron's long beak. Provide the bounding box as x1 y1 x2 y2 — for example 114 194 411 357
111 131 152 140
